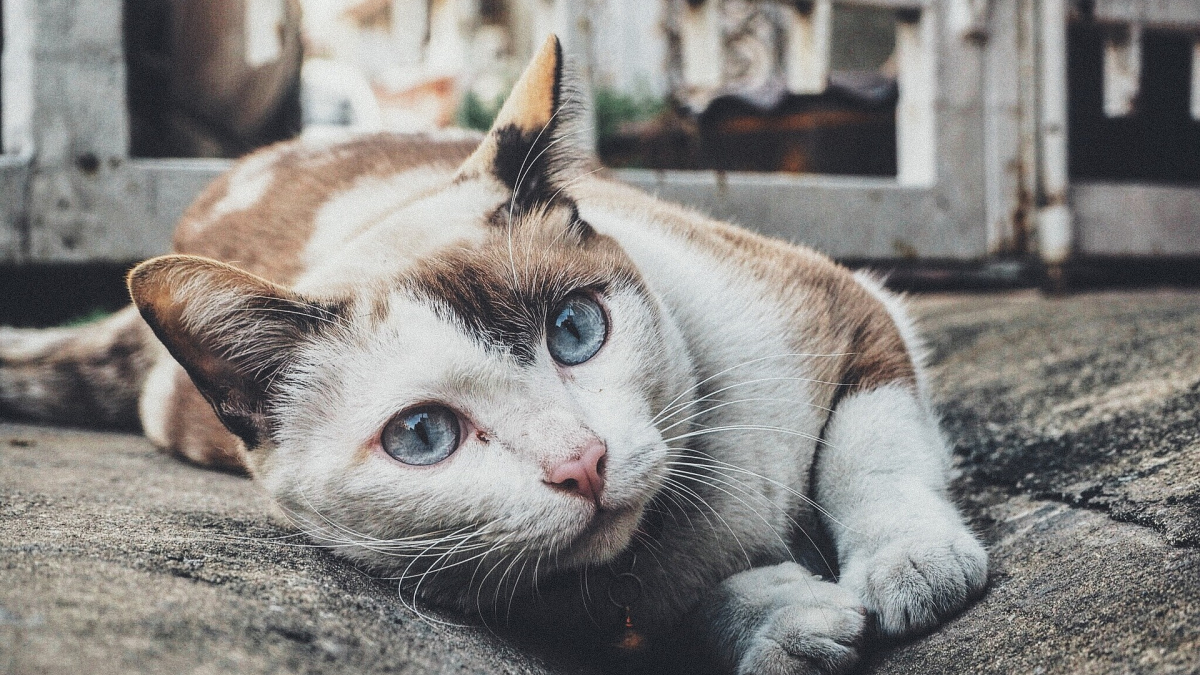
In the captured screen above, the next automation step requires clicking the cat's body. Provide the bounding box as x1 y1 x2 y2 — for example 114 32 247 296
0 38 985 674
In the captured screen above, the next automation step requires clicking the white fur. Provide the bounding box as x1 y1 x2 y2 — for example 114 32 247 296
295 176 504 296
138 347 177 449
816 384 988 636
205 149 278 223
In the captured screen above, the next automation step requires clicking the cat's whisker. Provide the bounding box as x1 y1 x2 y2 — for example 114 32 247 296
664 455 843 579
664 463 842 585
665 466 799 564
664 450 859 536
658 476 717 534
662 423 827 447
657 395 835 435
544 165 606 207
505 551 533 623
291 491 473 551
651 352 851 425
660 475 753 568
666 463 845 624
486 543 526 621
473 535 521 628
654 374 851 431
409 526 491 601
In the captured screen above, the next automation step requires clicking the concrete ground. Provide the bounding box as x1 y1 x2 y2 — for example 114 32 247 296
2 290 1198 674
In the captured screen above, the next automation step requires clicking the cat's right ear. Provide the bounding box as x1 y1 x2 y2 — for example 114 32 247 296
128 255 346 449
456 34 587 212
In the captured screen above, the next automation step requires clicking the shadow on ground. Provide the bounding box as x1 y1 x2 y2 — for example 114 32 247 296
2 290 1198 674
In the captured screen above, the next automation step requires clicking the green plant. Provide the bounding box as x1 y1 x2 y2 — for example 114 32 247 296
593 88 666 141
61 308 112 327
457 91 505 131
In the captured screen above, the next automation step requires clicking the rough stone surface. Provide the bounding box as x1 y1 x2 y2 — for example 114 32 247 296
2 290 1199 674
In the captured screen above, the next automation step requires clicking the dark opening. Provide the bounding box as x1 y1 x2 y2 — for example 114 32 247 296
0 264 133 328
1068 21 1200 183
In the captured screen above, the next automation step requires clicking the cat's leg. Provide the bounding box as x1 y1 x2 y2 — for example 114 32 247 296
688 562 865 675
815 383 987 637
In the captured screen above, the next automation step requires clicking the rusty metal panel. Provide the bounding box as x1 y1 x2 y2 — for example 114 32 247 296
1073 181 1200 256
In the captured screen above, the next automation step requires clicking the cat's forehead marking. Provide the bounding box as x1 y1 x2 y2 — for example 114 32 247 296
292 177 508 296
402 221 639 365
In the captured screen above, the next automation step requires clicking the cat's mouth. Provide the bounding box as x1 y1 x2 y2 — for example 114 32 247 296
559 502 645 565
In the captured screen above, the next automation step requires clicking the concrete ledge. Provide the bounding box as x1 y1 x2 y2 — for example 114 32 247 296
1073 181 1200 257
615 169 983 259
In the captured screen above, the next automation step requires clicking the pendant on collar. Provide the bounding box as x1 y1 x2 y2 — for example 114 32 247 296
607 570 646 654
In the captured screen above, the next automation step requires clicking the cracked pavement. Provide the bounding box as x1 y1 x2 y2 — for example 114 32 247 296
2 290 1198 674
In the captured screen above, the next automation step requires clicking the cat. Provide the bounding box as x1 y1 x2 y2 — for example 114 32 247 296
0 36 986 674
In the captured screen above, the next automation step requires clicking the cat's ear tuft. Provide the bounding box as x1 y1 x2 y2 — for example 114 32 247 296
128 255 346 449
457 34 588 211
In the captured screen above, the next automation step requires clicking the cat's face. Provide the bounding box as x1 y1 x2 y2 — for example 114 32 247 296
128 38 697 591
263 208 693 574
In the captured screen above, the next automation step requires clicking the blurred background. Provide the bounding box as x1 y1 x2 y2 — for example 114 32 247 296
1 0 1199 325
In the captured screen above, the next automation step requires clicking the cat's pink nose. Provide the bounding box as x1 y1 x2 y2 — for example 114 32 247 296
546 440 607 502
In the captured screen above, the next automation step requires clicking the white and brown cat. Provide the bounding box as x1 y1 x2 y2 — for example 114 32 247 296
0 37 986 674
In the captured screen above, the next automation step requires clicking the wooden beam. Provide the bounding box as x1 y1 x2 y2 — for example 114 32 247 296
783 0 832 95
895 9 937 187
1102 23 1141 118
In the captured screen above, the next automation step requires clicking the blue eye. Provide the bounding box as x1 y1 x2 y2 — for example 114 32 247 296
381 406 460 465
547 294 607 366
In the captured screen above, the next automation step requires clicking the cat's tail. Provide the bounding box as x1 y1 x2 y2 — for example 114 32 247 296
0 305 152 431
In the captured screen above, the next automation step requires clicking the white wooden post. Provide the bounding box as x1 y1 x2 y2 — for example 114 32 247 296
983 0 1027 253
391 0 430 66
680 0 722 92
426 0 471 76
1037 0 1071 266
1191 36 1200 121
895 9 937 187
2 0 34 157
244 0 286 68
947 0 989 41
783 0 831 95
1102 23 1141 118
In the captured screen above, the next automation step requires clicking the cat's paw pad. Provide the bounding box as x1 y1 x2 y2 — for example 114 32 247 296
844 530 987 637
735 577 865 675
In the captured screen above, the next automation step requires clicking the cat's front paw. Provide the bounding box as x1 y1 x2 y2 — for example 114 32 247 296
841 528 987 637
725 565 865 675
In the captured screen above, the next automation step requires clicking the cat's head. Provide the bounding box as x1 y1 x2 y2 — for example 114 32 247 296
128 37 696 597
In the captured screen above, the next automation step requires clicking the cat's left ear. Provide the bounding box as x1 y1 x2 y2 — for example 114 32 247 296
128 255 347 449
457 34 587 211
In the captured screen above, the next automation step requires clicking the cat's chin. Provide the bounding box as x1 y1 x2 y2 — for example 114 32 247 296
557 503 645 567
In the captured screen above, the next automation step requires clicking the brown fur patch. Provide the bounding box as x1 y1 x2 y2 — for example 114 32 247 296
174 133 480 285
404 207 640 364
165 364 246 472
